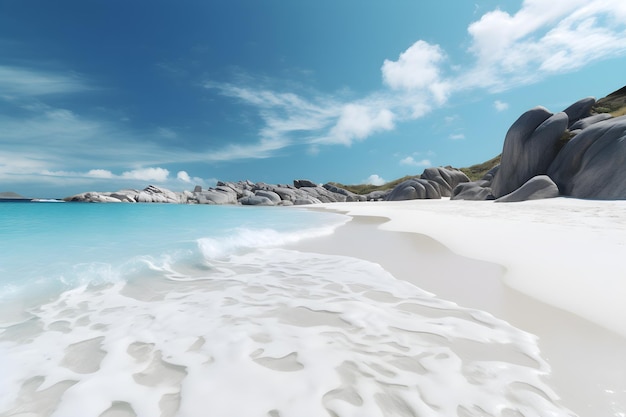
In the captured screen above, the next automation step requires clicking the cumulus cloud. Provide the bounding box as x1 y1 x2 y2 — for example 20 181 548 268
463 0 626 90
87 169 114 178
177 170 192 182
363 174 387 186
326 104 395 145
177 170 207 186
121 167 170 182
449 133 466 140
382 41 446 91
41 167 170 181
400 156 431 167
381 40 451 106
494 100 509 111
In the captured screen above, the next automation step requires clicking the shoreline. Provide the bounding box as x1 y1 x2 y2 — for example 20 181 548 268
288 198 626 417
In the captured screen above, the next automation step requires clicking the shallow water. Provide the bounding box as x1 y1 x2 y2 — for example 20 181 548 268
0 203 575 417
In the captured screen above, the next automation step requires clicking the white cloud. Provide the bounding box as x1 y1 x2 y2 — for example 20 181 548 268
177 170 192 182
121 167 170 182
41 167 171 183
400 156 432 167
177 170 206 186
494 100 509 111
363 174 387 186
87 169 114 179
463 0 626 91
326 104 394 145
382 40 446 91
449 133 466 140
0 65 87 97
381 40 451 107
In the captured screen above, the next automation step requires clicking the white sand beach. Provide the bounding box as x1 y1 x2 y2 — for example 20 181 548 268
291 197 626 417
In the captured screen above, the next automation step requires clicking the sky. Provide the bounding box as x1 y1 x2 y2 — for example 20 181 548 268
1 0 626 198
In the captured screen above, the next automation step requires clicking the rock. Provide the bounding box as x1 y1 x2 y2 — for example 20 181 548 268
109 192 136 203
239 195 275 206
569 113 613 131
562 97 596 128
272 187 298 202
491 108 568 198
451 182 495 200
366 190 390 201
386 178 441 201
495 175 559 203
547 116 626 199
420 167 470 197
298 186 345 203
322 183 364 202
293 196 322 205
193 185 202 193
254 190 281 204
293 179 318 188
195 189 237 205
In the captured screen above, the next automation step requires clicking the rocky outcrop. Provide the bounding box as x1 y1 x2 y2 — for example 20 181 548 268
451 166 498 201
547 116 626 199
386 167 469 201
562 97 596 128
453 87 626 202
64 180 364 206
386 178 441 200
494 175 559 203
490 108 568 198
420 167 470 197
64 185 189 204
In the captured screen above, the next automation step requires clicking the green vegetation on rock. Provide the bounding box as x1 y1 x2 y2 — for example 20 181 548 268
459 155 501 181
328 175 419 195
592 86 626 116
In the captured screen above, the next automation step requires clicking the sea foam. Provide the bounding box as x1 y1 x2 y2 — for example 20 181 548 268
0 247 575 417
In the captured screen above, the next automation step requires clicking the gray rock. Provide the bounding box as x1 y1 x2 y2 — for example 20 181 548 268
270 187 297 202
495 175 560 203
322 183 364 202
562 97 596 128
451 182 494 200
547 116 626 199
491 108 568 198
293 179 318 188
254 190 282 203
420 167 470 197
569 113 613 131
366 190 390 201
196 189 237 205
293 197 322 205
299 186 345 203
239 195 275 206
386 178 441 201
109 193 136 203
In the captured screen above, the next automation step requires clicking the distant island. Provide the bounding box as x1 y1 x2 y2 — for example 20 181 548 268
0 192 32 202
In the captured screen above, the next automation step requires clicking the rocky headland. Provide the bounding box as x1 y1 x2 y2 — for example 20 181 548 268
63 86 626 205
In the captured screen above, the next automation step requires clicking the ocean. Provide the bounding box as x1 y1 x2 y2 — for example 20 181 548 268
0 202 574 417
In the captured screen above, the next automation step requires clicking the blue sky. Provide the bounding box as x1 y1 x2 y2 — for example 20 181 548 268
2 0 626 198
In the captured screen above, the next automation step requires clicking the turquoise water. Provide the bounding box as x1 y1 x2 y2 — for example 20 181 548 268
0 202 345 301
0 202 574 417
